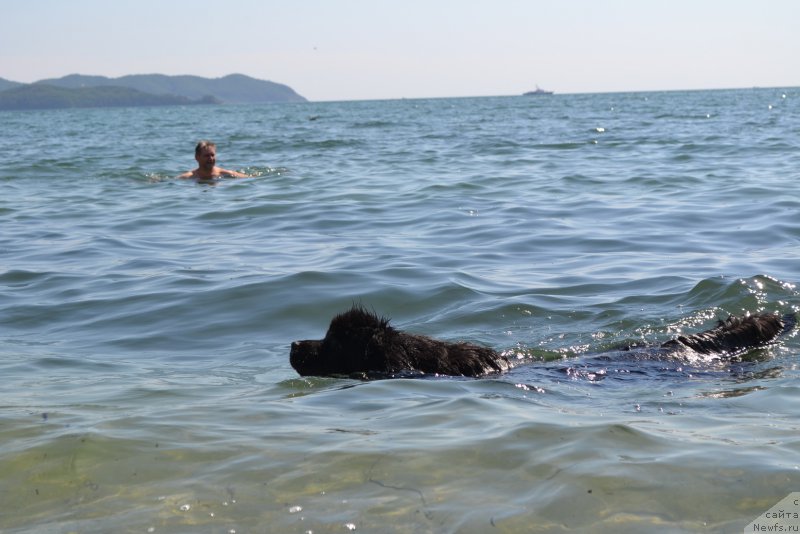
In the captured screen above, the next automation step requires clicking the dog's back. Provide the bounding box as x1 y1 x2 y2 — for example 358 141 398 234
661 313 795 356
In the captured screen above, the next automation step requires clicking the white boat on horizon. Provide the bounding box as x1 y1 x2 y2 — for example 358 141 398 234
523 85 553 96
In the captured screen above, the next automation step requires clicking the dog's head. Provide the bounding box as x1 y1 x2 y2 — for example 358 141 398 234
290 306 393 376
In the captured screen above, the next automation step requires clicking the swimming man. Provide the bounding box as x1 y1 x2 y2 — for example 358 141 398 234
178 140 248 180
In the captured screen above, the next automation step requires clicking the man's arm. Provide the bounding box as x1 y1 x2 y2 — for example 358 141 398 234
218 168 249 178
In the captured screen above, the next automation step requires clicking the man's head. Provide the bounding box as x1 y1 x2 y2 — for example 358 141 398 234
194 140 217 169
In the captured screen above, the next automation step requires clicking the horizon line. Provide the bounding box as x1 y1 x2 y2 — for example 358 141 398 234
1 73 797 104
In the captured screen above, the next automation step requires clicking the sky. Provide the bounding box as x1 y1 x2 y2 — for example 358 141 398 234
2 0 798 101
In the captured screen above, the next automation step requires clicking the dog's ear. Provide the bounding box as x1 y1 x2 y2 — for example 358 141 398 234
364 327 391 371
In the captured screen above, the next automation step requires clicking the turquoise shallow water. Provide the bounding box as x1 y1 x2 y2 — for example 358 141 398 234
1 89 800 533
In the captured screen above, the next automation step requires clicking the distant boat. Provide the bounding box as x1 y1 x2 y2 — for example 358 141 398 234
523 85 553 96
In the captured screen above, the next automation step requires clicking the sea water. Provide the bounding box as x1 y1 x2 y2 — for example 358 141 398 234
1 89 799 533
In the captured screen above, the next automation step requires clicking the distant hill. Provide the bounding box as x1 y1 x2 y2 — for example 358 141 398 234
0 84 220 110
0 77 23 92
33 73 307 103
0 73 307 110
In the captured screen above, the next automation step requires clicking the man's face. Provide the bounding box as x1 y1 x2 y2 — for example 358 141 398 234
196 146 216 168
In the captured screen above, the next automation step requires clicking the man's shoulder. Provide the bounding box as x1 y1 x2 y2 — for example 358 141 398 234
176 167 247 180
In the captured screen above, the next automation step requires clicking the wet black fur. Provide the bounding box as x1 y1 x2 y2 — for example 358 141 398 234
289 306 795 378
661 314 795 356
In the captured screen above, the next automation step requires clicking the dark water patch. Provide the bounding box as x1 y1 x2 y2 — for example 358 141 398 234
284 137 366 151
0 269 68 289
350 119 399 129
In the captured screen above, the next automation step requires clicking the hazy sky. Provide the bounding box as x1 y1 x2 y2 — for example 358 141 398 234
2 0 798 101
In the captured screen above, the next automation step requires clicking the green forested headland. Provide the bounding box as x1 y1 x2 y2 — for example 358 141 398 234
0 73 306 110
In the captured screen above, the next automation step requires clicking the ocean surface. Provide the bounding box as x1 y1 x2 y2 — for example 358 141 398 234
1 88 799 533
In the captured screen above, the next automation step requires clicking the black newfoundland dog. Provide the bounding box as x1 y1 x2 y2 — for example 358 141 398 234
290 306 796 378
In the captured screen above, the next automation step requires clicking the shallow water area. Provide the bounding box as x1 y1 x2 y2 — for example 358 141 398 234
1 89 800 533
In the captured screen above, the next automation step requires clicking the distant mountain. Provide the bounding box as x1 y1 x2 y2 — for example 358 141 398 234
0 73 307 110
0 77 23 92
0 84 220 110
33 73 307 103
